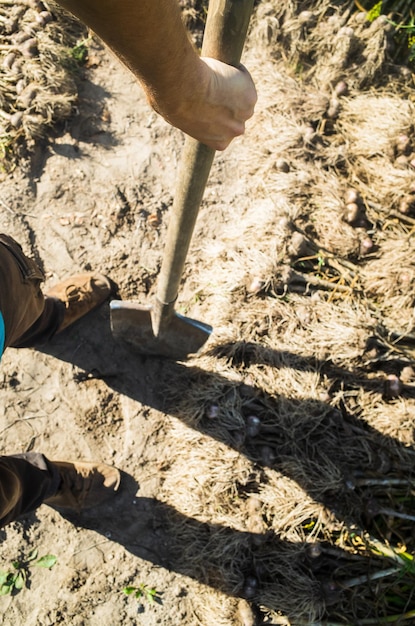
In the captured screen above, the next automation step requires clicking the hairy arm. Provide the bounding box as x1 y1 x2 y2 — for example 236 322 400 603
56 0 257 149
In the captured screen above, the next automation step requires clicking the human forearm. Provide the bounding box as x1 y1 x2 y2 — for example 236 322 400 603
55 0 257 149
57 0 201 115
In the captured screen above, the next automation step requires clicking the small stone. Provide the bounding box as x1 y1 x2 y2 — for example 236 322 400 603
147 212 160 228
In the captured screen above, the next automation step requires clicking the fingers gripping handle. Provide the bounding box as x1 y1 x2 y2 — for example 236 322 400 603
155 0 254 311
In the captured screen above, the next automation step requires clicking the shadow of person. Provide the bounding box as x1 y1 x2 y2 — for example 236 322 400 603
53 473 325 618
29 79 116 184
32 311 415 618
35 312 415 517
208 339 415 399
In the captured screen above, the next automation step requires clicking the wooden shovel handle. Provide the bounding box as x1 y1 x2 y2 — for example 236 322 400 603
155 0 254 308
202 0 255 65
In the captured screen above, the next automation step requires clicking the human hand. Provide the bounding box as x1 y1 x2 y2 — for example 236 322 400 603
154 57 257 151
54 0 256 150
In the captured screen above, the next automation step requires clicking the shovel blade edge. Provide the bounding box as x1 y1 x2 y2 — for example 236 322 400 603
110 300 212 360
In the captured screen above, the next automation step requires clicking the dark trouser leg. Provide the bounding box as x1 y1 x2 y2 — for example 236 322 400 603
0 454 60 528
0 234 64 349
11 297 64 348
0 236 63 527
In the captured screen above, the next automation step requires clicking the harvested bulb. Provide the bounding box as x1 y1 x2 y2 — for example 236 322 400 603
344 188 360 205
400 366 414 383
306 543 322 559
205 404 219 419
334 80 348 97
3 52 16 70
395 134 411 156
395 154 410 168
327 97 340 120
21 38 39 58
243 575 259 599
360 237 373 255
298 10 317 27
275 158 290 173
245 415 261 438
344 202 361 224
384 375 403 398
247 277 265 294
398 195 414 215
36 11 53 26
236 600 256 626
260 445 276 466
9 112 23 128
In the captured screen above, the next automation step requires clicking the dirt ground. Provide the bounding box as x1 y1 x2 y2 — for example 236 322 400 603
1 2 415 625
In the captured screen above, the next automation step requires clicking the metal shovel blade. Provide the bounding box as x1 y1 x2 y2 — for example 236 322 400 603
110 300 212 360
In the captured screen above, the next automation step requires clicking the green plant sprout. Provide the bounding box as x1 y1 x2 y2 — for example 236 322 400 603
123 583 163 607
61 37 91 73
366 0 382 21
0 549 57 596
70 38 90 66
361 1 415 65
317 253 326 270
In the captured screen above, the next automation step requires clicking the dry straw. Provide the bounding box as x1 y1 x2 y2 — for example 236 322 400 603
164 1 415 623
1 0 414 624
0 0 85 169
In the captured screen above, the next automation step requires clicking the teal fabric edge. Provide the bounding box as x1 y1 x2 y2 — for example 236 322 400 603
0 312 4 359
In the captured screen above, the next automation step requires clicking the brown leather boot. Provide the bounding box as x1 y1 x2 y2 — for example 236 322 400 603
46 273 112 332
44 461 121 511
